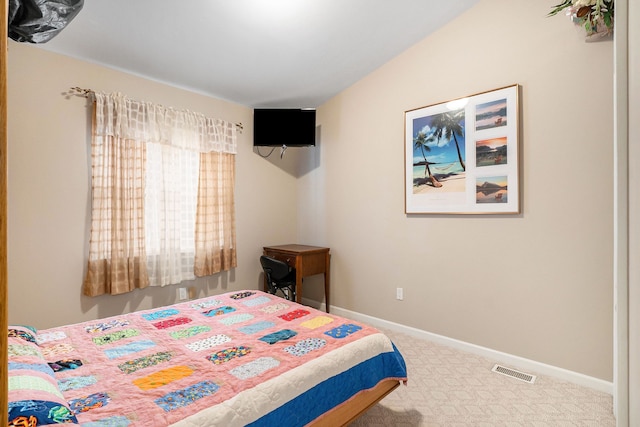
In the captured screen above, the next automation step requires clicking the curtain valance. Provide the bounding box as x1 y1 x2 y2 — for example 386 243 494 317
94 92 237 154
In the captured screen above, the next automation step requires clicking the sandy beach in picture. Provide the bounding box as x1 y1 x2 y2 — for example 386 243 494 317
413 172 466 194
411 107 466 194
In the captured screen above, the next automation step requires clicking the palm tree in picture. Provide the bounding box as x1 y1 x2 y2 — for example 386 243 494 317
430 109 466 171
413 131 442 188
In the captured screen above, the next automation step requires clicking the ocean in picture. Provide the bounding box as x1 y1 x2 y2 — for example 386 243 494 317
413 163 464 181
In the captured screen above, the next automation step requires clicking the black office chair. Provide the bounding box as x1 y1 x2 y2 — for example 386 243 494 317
260 255 296 301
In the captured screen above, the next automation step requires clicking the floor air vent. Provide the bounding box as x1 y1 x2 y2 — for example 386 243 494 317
491 364 536 384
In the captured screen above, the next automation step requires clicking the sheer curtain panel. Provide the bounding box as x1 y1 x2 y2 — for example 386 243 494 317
83 94 149 296
194 151 237 276
83 92 237 296
144 143 199 287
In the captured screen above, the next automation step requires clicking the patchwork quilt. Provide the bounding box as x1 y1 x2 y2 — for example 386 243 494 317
8 290 407 426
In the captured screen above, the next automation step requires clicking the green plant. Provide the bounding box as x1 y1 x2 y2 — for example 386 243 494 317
549 0 614 34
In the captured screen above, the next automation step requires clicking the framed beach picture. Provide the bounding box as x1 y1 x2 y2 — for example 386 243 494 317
404 84 520 214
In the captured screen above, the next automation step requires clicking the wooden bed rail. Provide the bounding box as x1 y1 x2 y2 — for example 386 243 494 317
1 0 9 422
309 379 400 426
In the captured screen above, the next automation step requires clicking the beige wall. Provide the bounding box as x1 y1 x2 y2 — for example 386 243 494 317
7 43 301 328
7 0 614 383
302 0 614 381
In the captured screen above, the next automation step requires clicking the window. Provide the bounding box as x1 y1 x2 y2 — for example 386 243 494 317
83 92 237 296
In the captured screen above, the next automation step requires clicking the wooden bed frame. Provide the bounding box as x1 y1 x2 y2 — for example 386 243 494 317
1 0 9 423
310 379 400 426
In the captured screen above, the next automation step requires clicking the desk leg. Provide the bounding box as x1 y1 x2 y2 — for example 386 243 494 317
324 253 330 313
295 256 303 305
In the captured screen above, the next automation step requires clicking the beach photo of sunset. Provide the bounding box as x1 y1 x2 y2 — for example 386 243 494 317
476 137 508 167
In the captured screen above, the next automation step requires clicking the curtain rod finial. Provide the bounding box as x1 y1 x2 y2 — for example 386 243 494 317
66 87 93 99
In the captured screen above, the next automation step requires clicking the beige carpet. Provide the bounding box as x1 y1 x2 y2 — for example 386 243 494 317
351 328 615 426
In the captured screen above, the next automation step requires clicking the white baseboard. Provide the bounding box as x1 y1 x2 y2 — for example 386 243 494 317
305 298 613 395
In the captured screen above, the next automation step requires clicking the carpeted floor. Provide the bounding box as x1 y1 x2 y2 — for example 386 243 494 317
351 328 615 426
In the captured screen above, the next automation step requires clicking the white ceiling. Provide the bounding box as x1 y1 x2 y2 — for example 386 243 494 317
36 0 478 108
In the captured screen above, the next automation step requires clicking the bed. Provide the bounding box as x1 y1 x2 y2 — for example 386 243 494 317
8 290 407 426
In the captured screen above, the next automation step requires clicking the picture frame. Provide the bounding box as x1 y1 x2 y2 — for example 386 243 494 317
404 84 520 214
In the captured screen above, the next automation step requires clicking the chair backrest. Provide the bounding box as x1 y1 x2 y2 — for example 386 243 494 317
260 256 291 281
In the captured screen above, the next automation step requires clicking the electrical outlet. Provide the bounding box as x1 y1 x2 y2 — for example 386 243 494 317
396 287 403 300
178 287 187 301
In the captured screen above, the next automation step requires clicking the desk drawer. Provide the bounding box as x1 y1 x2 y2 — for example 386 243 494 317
263 250 295 267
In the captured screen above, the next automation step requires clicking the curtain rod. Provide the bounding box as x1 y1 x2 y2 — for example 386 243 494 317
68 87 244 133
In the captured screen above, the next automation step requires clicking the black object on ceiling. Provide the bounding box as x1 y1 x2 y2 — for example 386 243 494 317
8 0 84 43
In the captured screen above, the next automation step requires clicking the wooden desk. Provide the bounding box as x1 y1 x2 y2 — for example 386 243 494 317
263 244 331 313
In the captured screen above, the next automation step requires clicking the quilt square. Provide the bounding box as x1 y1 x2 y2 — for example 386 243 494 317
36 330 67 344
84 319 130 334
300 316 334 330
218 313 254 326
82 415 131 426
237 321 276 335
104 340 156 359
229 291 255 300
142 309 180 321
191 299 223 310
117 351 173 375
49 359 83 372
92 328 139 345
283 338 327 357
185 335 231 352
152 317 192 329
324 323 363 339
206 346 251 365
260 302 289 314
155 381 219 412
8 328 37 343
40 343 75 357
241 296 271 307
133 365 194 390
8 400 78 425
8 362 55 378
69 392 110 415
258 329 297 345
202 306 236 317
58 375 98 392
278 309 310 321
169 325 211 339
229 357 280 380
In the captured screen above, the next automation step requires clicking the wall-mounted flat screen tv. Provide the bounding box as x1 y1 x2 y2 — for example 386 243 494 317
253 108 316 147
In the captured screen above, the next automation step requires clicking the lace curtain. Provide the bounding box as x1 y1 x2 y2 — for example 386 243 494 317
84 92 237 296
